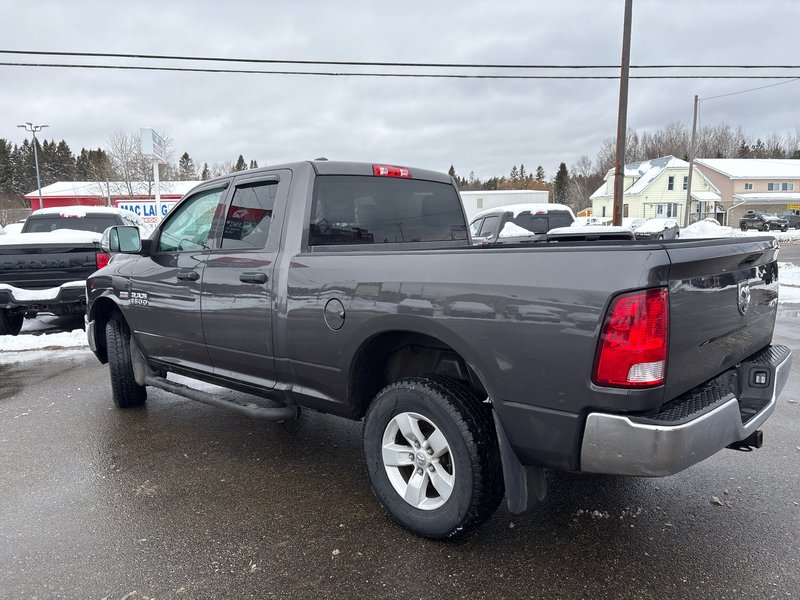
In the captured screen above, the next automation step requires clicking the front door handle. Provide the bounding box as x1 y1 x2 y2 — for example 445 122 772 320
240 272 268 284
177 270 199 281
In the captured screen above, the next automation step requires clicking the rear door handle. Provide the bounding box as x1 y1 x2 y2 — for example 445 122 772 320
240 272 268 284
177 270 199 281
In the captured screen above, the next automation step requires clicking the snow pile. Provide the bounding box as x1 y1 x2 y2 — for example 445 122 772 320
681 221 736 238
779 262 800 304
0 329 87 352
499 222 536 238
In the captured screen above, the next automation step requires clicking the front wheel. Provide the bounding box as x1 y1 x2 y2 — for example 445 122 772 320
106 317 147 408
741 223 748 231
0 309 23 336
782 226 788 232
762 223 770 232
363 377 503 539
794 223 800 230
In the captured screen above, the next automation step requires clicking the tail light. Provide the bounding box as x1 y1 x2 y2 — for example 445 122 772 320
96 252 111 270
593 287 669 388
373 165 411 178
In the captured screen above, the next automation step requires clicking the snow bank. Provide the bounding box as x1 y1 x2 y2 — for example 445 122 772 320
681 221 736 238
0 329 87 352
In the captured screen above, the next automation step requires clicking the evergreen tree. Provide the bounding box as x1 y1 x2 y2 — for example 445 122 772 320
0 139 14 193
509 165 519 181
76 148 112 182
232 155 247 172
249 159 259 169
519 164 526 180
200 162 211 180
553 163 569 205
177 152 197 179
736 141 751 158
535 165 545 182
49 140 76 183
12 140 37 196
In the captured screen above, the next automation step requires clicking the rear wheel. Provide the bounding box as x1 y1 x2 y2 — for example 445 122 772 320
0 309 23 336
106 317 146 408
782 226 788 232
794 223 800 230
761 223 770 232
363 376 503 539
741 223 748 231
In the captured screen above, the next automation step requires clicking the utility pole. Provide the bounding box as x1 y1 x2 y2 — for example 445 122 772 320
17 122 49 210
613 0 634 226
684 94 699 227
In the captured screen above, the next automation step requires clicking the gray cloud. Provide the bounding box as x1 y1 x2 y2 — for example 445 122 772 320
2 0 799 179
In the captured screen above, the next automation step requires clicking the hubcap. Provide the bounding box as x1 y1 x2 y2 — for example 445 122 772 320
381 411 455 510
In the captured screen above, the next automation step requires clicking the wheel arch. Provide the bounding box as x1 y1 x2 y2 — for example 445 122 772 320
88 295 126 364
348 326 491 419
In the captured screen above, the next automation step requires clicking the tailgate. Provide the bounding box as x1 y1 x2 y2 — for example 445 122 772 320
0 243 100 289
664 237 779 400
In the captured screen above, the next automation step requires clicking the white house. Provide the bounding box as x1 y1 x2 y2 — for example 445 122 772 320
590 156 721 223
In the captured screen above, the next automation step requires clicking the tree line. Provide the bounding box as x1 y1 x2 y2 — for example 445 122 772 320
0 129 259 209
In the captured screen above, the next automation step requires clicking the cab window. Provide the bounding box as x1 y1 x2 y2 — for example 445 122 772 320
156 187 225 253
221 181 277 249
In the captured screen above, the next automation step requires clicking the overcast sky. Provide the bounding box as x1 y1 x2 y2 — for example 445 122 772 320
2 0 799 180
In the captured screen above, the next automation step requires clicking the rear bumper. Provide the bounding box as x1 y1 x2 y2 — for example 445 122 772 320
580 344 792 476
0 281 87 315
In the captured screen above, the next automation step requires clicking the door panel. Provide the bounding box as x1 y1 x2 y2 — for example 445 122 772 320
128 184 229 370
201 170 291 387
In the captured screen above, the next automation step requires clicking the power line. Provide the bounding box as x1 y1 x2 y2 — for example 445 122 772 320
702 78 800 101
1 49 800 71
2 61 800 80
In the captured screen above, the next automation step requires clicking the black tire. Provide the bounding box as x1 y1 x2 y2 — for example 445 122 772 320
782 226 788 232
363 376 503 539
762 223 770 232
106 317 146 408
0 309 23 336
657 234 664 240
741 223 748 231
794 223 800 230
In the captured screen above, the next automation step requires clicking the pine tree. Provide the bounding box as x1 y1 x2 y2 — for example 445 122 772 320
553 163 569 205
535 165 545 182
0 139 14 193
232 155 247 172
76 148 112 182
249 159 259 169
200 162 211 180
177 152 197 179
510 165 519 181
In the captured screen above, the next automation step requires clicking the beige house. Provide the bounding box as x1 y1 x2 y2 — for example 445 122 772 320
695 159 800 224
590 156 721 223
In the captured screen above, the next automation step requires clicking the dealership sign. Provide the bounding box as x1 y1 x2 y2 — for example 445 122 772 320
115 199 178 224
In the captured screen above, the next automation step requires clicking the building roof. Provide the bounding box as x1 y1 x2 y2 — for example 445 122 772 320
25 180 199 199
733 192 800 203
696 159 800 179
691 191 721 202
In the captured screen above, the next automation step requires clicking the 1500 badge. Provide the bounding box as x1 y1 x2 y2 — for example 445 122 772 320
130 291 149 306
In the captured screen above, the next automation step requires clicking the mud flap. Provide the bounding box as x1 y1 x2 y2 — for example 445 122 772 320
492 411 547 514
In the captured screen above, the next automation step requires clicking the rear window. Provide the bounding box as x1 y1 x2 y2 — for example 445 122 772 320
512 210 573 234
24 215 120 233
309 176 467 246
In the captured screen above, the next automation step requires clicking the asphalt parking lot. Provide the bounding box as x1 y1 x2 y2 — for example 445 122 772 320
1 317 799 600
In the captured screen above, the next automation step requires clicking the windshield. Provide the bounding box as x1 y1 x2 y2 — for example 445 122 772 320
24 215 120 233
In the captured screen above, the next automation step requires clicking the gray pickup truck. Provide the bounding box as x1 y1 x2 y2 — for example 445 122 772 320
86 160 791 539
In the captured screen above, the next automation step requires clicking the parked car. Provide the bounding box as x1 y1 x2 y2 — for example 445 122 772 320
781 213 800 230
87 160 790 539
469 203 575 246
622 217 647 231
633 218 680 240
739 212 788 232
0 207 154 335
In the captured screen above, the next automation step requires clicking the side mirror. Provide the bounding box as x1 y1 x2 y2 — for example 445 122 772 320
101 226 141 254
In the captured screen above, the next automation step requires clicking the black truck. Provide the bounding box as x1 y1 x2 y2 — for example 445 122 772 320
0 207 150 335
86 160 791 538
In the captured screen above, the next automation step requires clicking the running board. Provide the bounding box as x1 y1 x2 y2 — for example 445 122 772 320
143 375 299 421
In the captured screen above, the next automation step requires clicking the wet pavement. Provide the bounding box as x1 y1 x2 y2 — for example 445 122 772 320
1 319 799 600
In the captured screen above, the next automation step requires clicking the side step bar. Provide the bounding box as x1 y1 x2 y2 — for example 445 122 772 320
130 336 297 421
143 375 299 421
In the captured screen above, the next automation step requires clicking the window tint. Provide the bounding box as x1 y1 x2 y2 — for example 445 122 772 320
25 215 120 233
222 181 277 249
479 215 499 236
157 187 224 252
512 211 573 234
309 176 466 246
